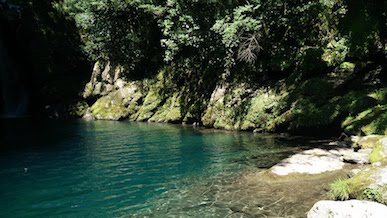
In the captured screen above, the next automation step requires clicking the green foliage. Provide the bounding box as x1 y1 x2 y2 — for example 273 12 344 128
12 0 385 130
329 179 350 201
322 38 350 67
57 0 384 80
59 0 163 78
361 188 384 203
329 171 372 201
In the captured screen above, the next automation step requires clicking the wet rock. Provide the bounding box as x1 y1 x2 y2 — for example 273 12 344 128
270 148 345 176
82 108 94 120
338 148 371 164
307 200 387 218
351 135 384 149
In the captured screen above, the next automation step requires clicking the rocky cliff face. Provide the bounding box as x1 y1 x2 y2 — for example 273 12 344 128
79 61 284 131
76 61 387 135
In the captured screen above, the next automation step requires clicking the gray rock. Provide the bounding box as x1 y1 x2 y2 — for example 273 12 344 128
308 200 387 218
115 78 127 89
83 61 125 98
93 82 103 96
369 167 387 188
270 148 345 176
330 148 371 164
351 135 384 149
82 108 94 121
340 149 371 164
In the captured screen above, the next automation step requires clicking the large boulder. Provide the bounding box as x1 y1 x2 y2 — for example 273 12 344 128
308 200 387 218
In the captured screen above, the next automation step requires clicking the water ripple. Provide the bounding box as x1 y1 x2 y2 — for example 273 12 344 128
0 120 303 217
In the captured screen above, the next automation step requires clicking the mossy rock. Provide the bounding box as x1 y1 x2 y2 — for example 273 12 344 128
201 104 217 127
135 90 163 121
370 142 385 163
351 135 384 150
329 163 387 204
149 92 182 123
67 101 89 118
328 169 373 201
91 93 130 120
240 90 281 131
369 139 387 164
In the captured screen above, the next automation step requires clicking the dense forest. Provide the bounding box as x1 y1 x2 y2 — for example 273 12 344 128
1 0 386 135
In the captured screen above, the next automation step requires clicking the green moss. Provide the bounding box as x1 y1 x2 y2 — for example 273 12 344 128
150 92 182 123
370 142 385 163
329 170 373 201
202 85 251 130
241 91 281 131
91 93 130 120
135 90 163 121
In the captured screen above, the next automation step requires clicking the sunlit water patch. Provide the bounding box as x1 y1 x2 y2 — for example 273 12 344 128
0 120 341 217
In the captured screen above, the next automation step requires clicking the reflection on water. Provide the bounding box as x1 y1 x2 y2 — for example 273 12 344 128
1 120 330 217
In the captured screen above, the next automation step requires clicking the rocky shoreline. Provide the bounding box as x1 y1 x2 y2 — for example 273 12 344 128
265 135 387 217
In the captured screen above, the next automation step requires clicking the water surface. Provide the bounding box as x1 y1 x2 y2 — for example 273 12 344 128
1 120 315 217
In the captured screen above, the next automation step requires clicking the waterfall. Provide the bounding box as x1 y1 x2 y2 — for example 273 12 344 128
0 2 29 118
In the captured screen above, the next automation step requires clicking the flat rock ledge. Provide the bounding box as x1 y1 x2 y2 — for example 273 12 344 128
270 148 371 176
270 149 345 175
307 200 387 218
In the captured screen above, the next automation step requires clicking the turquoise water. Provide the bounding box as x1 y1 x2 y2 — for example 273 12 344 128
0 120 303 217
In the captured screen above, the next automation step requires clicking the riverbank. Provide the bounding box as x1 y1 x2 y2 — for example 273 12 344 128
48 60 385 139
267 135 387 217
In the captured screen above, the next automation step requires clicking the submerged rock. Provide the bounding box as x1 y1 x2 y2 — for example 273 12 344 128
307 200 387 218
270 148 345 176
270 143 378 176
